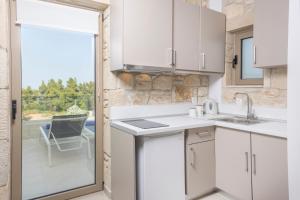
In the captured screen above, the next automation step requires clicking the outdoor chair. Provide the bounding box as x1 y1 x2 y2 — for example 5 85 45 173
39 114 91 166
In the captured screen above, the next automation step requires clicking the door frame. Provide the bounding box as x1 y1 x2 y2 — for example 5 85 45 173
10 0 106 199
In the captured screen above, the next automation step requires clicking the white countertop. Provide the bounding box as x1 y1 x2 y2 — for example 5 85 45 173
111 115 287 139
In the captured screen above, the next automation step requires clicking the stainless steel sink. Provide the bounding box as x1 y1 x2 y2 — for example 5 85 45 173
214 117 266 125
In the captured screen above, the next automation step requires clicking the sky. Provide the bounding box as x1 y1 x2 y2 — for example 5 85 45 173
21 25 95 89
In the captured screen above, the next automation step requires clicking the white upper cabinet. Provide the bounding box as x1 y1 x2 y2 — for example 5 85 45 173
111 0 226 73
173 0 200 71
123 0 173 68
111 0 173 71
174 3 226 73
200 8 226 73
253 0 289 68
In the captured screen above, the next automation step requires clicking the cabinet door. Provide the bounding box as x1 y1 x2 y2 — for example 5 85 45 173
253 0 288 67
215 127 252 200
173 0 200 71
200 8 226 73
251 134 289 200
123 0 173 68
186 141 215 199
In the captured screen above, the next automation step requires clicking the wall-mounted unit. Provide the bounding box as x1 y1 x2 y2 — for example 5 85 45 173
253 0 289 68
174 3 226 73
110 0 226 74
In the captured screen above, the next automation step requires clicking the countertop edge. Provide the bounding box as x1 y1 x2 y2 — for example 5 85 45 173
111 117 287 139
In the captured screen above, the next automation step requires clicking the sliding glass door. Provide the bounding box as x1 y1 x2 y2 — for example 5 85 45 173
11 1 103 200
21 25 96 199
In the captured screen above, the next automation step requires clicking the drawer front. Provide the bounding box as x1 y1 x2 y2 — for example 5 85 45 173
186 127 215 145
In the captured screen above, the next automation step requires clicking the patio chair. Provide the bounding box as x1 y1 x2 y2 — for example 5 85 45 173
40 114 91 166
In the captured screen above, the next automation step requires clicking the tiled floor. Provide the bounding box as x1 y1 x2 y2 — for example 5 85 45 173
72 191 110 200
72 191 234 200
199 192 236 200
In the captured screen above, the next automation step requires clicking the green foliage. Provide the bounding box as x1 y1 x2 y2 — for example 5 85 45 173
22 78 95 114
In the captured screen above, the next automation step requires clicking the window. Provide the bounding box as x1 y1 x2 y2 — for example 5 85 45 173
234 28 263 85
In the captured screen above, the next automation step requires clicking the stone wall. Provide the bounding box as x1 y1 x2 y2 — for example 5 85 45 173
0 0 10 199
222 0 287 108
102 8 209 192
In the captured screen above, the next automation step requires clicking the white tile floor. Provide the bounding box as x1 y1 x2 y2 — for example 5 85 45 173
73 191 234 200
72 191 110 200
199 192 236 200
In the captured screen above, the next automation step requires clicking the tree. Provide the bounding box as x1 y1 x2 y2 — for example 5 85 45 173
22 78 95 115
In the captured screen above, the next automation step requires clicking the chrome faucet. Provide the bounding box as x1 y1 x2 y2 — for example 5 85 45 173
234 92 255 120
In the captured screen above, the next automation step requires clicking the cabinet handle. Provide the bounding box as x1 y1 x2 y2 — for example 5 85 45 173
173 49 176 66
196 132 211 138
253 154 257 175
201 53 205 69
253 45 257 65
245 152 249 172
167 48 173 66
190 147 196 168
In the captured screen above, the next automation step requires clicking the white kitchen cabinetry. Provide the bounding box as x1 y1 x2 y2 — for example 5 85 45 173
174 5 225 73
111 127 136 200
215 127 252 200
111 0 225 73
199 8 226 73
111 127 185 200
110 0 173 70
215 127 288 200
173 0 200 71
253 0 289 68
251 134 289 200
186 127 216 199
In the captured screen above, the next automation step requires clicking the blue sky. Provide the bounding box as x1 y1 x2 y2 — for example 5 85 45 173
21 25 95 89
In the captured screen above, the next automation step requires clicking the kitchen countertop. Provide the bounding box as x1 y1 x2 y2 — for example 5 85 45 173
111 115 287 139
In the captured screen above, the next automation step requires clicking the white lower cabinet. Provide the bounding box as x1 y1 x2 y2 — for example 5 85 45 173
186 127 216 199
215 127 252 200
215 127 288 200
251 134 289 200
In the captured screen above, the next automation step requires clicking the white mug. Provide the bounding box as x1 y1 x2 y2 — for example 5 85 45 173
196 105 204 117
189 108 197 118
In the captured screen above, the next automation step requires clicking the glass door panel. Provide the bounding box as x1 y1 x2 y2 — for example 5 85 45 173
21 25 96 200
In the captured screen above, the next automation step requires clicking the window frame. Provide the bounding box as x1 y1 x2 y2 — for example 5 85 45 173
234 29 264 85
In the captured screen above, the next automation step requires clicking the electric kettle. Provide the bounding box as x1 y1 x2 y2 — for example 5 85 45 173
203 99 218 115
